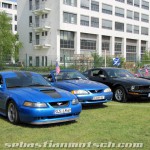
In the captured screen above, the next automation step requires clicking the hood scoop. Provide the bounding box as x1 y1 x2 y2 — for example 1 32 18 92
40 89 61 98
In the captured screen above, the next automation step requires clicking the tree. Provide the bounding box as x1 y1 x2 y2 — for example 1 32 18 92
0 12 22 67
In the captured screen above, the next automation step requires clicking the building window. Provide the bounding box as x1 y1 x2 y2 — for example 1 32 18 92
80 15 89 26
134 25 139 34
35 34 40 45
45 56 47 66
126 24 132 33
2 2 12 9
102 36 110 51
29 56 32 66
115 37 122 56
102 4 112 15
29 0 32 10
141 14 149 23
115 0 125 3
29 32 32 43
115 7 124 17
134 0 140 7
91 17 99 28
141 41 147 60
127 0 133 5
81 0 89 9
126 44 137 62
141 27 148 35
29 16 32 26
81 39 96 50
60 31 74 48
127 10 133 19
15 15 17 21
91 1 99 12
102 19 112 30
63 12 77 24
15 25 17 31
142 0 149 10
36 56 40 67
63 0 77 7
115 22 124 32
134 12 139 21
42 56 44 66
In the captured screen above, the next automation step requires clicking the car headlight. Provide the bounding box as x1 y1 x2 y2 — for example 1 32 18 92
71 90 89 95
23 101 47 108
72 99 79 105
104 88 111 92
131 86 135 91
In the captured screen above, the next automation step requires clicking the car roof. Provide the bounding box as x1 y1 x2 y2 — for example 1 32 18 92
91 67 125 70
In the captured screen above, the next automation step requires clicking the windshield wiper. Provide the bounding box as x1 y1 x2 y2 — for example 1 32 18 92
27 84 49 87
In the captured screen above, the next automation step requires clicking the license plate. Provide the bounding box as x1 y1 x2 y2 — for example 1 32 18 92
54 108 71 114
93 96 105 100
148 93 150 97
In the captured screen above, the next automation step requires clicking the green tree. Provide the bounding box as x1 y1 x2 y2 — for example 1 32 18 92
0 12 22 67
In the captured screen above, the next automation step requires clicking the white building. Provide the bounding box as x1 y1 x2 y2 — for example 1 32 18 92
18 0 150 67
0 0 17 34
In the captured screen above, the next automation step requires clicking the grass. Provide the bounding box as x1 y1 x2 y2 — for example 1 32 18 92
0 101 150 150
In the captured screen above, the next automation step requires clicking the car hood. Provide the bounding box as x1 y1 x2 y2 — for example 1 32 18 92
8 86 74 102
53 80 108 91
113 77 150 85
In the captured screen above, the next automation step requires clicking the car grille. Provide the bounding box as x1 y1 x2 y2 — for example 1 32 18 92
49 101 69 108
135 86 150 93
89 90 103 94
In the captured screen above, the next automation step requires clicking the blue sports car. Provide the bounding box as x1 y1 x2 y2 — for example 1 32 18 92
0 71 82 125
45 69 113 104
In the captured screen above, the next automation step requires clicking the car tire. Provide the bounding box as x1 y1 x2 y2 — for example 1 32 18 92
114 86 127 102
7 101 20 124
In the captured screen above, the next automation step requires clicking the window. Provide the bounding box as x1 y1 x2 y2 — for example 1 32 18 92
35 34 40 45
42 56 44 66
91 17 99 28
134 12 139 20
80 15 89 26
141 27 148 35
126 45 137 62
116 0 125 3
102 19 112 30
102 36 110 51
127 10 133 19
126 24 132 33
115 38 122 55
141 14 149 23
29 16 32 26
63 0 77 7
63 12 77 24
29 0 32 10
115 22 124 31
15 25 17 31
29 32 32 43
134 0 140 7
102 4 112 15
81 40 96 50
81 0 89 9
60 31 74 48
15 15 17 21
36 56 40 67
29 56 32 66
45 56 47 66
134 25 139 34
2 2 12 9
142 0 149 10
127 0 133 5
91 1 99 12
115 7 124 17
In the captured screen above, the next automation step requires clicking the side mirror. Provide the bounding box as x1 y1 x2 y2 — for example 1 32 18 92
0 84 3 89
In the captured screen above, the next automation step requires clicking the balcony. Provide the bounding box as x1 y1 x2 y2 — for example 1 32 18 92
33 21 51 32
32 3 51 15
33 39 51 49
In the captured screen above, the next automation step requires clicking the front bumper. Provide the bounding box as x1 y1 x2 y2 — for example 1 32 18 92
128 91 150 99
75 92 113 104
18 103 82 125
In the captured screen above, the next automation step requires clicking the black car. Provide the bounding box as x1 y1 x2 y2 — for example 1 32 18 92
83 67 150 102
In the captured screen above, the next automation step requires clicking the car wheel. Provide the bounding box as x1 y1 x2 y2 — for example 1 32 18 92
7 101 20 124
114 86 127 102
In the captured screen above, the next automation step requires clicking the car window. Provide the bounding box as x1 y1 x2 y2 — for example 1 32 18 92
91 70 100 77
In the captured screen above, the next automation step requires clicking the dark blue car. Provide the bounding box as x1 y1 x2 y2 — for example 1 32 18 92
45 69 113 104
0 71 82 125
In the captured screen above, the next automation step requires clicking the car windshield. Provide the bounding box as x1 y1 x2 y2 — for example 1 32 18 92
53 70 87 81
5 72 51 88
107 69 134 78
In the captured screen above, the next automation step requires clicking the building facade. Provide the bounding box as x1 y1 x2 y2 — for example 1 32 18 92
18 0 150 67
0 0 17 34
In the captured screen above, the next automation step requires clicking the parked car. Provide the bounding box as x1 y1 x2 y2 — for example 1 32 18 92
83 67 150 102
0 71 82 125
44 69 113 105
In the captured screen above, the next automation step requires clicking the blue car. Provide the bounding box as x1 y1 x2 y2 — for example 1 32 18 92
0 71 82 125
45 69 113 104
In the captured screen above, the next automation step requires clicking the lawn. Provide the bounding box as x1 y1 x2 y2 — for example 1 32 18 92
0 101 149 150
